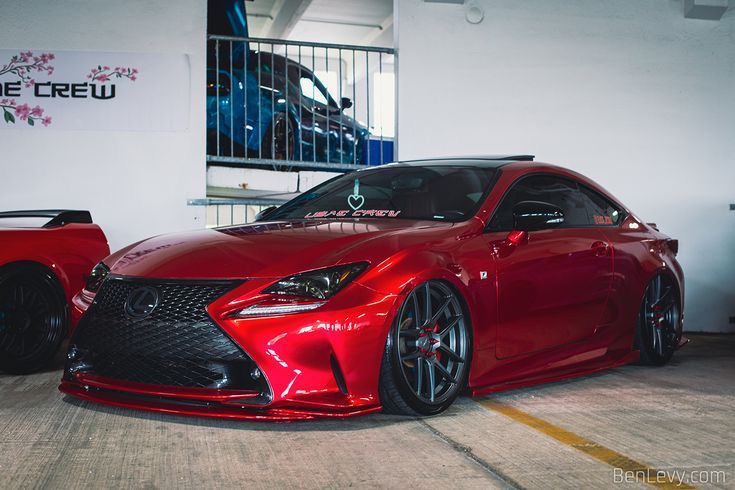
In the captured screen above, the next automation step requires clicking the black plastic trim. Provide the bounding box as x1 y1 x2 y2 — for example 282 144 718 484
0 209 93 228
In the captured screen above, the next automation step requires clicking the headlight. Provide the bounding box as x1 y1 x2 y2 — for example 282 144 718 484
262 262 368 300
235 300 327 317
84 262 109 293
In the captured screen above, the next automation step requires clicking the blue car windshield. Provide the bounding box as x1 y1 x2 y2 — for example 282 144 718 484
267 165 497 222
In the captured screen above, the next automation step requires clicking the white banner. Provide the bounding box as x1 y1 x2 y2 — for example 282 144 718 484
0 50 190 131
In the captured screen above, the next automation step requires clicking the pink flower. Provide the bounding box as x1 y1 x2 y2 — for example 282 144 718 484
103 65 110 70
47 67 54 75
132 68 138 74
48 53 55 60
130 75 137 81
87 74 92 78
9 99 16 106
14 104 30 121
30 105 43 117
41 116 52 127
91 68 98 73
96 74 109 82
0 99 7 105
25 79 35 88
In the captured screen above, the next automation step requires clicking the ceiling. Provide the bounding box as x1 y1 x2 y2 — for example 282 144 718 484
245 0 393 47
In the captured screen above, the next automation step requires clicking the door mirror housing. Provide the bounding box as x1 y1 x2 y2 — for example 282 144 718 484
340 97 353 110
512 201 564 231
254 205 278 222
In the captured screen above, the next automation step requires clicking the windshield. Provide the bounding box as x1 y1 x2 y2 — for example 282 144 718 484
268 165 497 222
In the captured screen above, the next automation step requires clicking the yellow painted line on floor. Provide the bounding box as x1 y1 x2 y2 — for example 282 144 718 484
478 399 695 490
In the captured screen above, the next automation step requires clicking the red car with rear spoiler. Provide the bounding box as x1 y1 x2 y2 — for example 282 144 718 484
0 209 109 374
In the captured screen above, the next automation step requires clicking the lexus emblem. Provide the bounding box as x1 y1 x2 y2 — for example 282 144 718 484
125 286 160 318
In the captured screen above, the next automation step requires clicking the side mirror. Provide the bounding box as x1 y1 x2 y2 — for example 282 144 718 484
340 97 353 110
254 205 278 222
512 201 564 231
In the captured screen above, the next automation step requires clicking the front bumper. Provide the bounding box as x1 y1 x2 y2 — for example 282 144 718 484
61 276 399 421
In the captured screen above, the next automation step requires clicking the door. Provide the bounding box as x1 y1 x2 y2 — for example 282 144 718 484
298 73 343 163
485 174 613 359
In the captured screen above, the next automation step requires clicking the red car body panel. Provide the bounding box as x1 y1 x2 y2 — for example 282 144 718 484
0 222 110 331
60 162 685 420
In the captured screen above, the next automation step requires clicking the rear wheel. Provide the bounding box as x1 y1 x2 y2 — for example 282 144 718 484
634 274 681 366
379 280 471 416
0 264 67 374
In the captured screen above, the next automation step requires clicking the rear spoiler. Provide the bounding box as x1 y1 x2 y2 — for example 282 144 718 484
0 209 93 228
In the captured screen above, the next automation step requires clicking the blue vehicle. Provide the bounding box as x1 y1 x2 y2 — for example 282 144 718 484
207 51 370 166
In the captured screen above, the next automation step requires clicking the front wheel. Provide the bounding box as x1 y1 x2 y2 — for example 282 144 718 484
634 274 681 366
379 280 471 416
0 265 67 374
262 114 295 161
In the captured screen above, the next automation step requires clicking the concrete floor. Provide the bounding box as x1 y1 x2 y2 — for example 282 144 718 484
0 334 732 489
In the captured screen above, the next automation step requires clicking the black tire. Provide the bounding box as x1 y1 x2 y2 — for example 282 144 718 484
262 113 295 162
379 280 471 416
634 274 681 366
0 264 67 374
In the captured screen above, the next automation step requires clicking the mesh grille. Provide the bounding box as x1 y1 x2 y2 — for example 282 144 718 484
68 277 266 392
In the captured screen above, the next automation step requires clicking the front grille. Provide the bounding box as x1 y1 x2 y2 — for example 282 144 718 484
66 277 268 395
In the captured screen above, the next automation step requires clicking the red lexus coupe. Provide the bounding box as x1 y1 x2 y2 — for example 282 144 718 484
60 157 685 420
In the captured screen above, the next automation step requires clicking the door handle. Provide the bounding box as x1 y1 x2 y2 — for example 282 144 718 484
591 241 610 257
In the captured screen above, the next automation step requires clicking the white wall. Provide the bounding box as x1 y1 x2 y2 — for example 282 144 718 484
395 0 735 332
0 0 207 251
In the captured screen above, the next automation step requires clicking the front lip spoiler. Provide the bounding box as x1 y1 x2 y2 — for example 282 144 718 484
59 378 382 421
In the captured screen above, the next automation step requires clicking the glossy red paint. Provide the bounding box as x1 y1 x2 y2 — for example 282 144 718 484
0 222 110 331
60 161 685 420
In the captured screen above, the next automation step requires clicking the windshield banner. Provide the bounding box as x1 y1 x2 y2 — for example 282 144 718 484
304 209 402 219
0 49 190 131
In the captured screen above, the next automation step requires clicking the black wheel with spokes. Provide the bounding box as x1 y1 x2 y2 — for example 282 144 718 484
634 274 681 366
263 113 295 168
0 264 67 374
379 280 471 415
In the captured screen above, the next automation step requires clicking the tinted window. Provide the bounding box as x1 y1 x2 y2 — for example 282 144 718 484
268 166 497 222
488 175 590 231
578 185 623 226
300 77 329 105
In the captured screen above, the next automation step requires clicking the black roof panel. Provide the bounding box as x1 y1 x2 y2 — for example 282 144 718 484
392 155 535 168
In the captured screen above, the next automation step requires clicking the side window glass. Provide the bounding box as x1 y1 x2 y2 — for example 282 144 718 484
578 185 623 226
488 175 588 231
300 77 328 105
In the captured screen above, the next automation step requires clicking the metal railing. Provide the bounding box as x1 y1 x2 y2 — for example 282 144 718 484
189 197 289 228
207 35 395 171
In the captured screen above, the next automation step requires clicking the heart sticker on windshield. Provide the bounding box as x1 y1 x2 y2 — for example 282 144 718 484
348 194 365 211
347 178 365 210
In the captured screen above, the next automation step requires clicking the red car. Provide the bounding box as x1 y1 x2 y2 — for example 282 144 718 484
60 157 685 420
0 210 109 374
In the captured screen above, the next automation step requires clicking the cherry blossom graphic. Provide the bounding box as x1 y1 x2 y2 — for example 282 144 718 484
0 99 51 127
0 51 54 127
87 65 139 83
0 51 55 87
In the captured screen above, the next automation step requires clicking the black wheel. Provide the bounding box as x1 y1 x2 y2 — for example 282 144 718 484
634 274 681 366
379 280 471 416
0 264 67 374
263 114 295 163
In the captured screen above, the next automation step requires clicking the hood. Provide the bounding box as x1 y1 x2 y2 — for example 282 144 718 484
106 219 461 280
